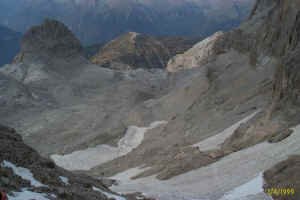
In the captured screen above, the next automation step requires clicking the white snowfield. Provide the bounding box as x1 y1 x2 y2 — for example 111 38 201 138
0 161 56 200
110 119 300 200
7 189 51 200
1 161 47 188
192 111 260 151
219 173 269 200
51 121 168 171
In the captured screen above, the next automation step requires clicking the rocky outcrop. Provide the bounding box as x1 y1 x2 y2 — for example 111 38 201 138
166 31 226 72
0 124 155 200
0 124 109 200
264 155 300 200
220 0 300 152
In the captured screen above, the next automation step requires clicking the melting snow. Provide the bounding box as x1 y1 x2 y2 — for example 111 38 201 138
117 121 168 156
219 173 264 200
192 111 259 151
7 189 51 200
51 121 168 171
93 186 127 200
1 161 47 187
59 176 70 185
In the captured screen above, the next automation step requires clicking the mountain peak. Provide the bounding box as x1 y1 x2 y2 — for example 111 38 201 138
90 32 172 70
19 19 82 60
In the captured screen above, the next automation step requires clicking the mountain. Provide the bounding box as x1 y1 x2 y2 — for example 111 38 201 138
90 32 170 70
90 32 201 70
0 19 171 157
1 0 300 200
0 0 254 45
0 25 21 67
0 124 153 200
90 32 200 70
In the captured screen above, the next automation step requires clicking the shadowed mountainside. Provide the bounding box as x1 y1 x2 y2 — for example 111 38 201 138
0 25 21 67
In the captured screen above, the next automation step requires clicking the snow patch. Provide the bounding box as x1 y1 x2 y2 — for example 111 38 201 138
51 144 119 171
192 111 259 151
118 121 168 156
219 173 264 200
51 121 167 171
93 186 127 200
1 161 47 187
59 176 69 185
7 189 51 200
110 122 300 200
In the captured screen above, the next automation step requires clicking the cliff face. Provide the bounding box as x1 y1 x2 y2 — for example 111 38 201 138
270 0 300 105
247 0 300 104
216 0 300 154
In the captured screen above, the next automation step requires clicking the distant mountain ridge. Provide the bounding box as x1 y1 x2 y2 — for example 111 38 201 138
0 25 21 67
0 0 255 45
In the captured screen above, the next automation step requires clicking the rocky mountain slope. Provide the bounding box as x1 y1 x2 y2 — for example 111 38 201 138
1 0 300 200
0 0 254 45
90 32 170 70
0 124 118 200
0 25 21 67
90 32 200 70
89 0 300 199
0 19 174 157
0 124 155 200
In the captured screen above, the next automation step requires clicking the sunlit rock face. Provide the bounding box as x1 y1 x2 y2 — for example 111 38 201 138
0 0 255 45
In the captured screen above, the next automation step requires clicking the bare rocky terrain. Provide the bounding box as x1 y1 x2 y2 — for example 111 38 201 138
1 0 300 200
0 124 119 200
90 32 171 70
